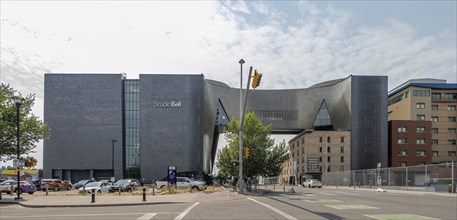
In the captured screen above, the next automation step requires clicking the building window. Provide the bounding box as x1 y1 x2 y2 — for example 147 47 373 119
416 103 425 109
416 115 425 121
432 151 438 157
432 117 439 122
399 162 407 167
340 156 344 162
319 147 322 153
416 162 425 166
302 148 305 154
399 150 407 156
444 93 457 99
340 137 344 143
327 156 330 162
398 127 407 132
413 90 430 97
327 146 330 153
302 138 304 144
398 138 407 144
292 152 295 157
432 128 439 134
448 151 457 157
340 146 344 153
416 127 425 132
388 111 392 117
297 150 300 156
432 139 438 145
432 105 438 111
449 128 456 134
327 136 331 143
319 137 323 143
448 105 456 111
416 150 426 156
449 117 456 122
416 138 426 144
449 140 456 145
302 157 304 163
432 93 441 100
340 166 344 171
291 143 294 149
319 157 322 162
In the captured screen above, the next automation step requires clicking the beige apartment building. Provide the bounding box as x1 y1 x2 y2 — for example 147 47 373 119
388 79 457 164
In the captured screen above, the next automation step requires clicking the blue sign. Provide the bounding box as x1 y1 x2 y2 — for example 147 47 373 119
168 165 177 187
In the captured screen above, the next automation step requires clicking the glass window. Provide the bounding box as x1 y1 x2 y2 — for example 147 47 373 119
398 138 407 144
448 151 456 157
399 162 407 167
340 166 344 171
432 105 438 111
448 105 456 111
327 136 331 143
398 127 407 132
416 115 425 121
327 146 330 153
448 140 456 145
432 151 438 157
327 156 330 162
416 162 425 166
449 117 456 122
444 93 457 99
432 128 439 133
340 156 344 162
416 139 425 144
319 137 322 143
432 117 439 122
416 103 425 109
319 157 322 162
449 128 456 134
319 147 322 153
399 150 407 156
340 146 344 153
388 111 392 117
340 137 344 143
413 90 430 97
416 150 425 156
432 139 438 145
416 127 425 132
432 93 441 100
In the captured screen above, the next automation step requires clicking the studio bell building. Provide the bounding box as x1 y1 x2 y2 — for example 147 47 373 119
43 73 387 183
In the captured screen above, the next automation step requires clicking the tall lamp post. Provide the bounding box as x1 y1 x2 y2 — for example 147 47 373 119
111 139 117 175
238 59 245 192
13 96 24 200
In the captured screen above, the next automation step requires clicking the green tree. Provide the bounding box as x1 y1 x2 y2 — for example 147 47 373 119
264 140 289 177
216 112 288 178
0 84 50 161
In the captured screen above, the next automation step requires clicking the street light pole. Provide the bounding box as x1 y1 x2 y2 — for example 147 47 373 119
238 59 245 192
13 96 24 200
111 139 117 174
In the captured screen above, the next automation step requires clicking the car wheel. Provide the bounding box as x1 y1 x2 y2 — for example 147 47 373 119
192 186 199 191
97 190 101 193
54 187 59 191
318 186 322 188
160 185 165 189
28 192 34 195
67 186 72 191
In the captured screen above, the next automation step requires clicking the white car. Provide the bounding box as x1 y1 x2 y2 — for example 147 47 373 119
156 177 207 191
303 179 322 188
78 181 111 193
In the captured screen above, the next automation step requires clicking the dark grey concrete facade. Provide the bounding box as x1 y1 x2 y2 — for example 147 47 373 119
43 73 387 182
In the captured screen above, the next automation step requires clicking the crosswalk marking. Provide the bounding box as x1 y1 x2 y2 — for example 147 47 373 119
364 214 437 220
175 202 199 220
304 199 342 203
137 213 157 220
248 197 297 220
326 204 378 210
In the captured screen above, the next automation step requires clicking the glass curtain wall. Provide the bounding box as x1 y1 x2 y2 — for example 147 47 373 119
123 80 141 179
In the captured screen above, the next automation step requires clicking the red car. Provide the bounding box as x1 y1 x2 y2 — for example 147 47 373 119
40 179 73 191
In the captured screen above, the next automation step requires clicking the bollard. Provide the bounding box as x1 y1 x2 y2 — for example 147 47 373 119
143 187 147 201
283 183 286 192
10 186 14 196
152 185 155 195
0 192 2 200
118 186 121 195
46 185 49 196
83 185 86 194
91 188 95 203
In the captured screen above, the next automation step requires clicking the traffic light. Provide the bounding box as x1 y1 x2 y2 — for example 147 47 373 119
245 147 250 158
251 71 262 89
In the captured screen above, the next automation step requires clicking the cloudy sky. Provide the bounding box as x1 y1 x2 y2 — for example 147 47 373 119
1 1 456 169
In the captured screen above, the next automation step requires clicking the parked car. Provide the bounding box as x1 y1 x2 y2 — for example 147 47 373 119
109 179 140 193
40 179 73 191
0 181 36 194
155 177 207 191
78 181 111 193
30 179 42 190
74 179 94 190
303 179 322 188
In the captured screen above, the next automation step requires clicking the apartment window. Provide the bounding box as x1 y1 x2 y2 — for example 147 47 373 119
388 111 392 117
449 128 456 134
319 157 322 162
416 127 425 132
448 105 456 111
413 90 430 97
448 151 457 157
416 150 426 156
432 151 438 157
432 93 441 100
327 166 330 172
416 138 426 144
398 127 407 132
416 103 425 109
449 140 456 145
340 166 344 171
431 105 438 111
432 117 439 122
399 162 407 167
399 150 407 156
449 117 456 122
302 138 304 144
340 137 344 143
327 136 331 143
301 157 304 163
340 146 344 153
327 156 330 162
340 156 344 162
432 128 439 134
327 146 330 153
292 152 295 157
302 148 305 154
444 93 457 99
432 139 438 145
398 138 407 144
297 150 300 156
416 162 425 166
319 137 323 143
416 115 425 121
291 143 294 150
319 147 322 153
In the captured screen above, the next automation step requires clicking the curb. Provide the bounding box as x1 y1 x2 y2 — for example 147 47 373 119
18 201 186 208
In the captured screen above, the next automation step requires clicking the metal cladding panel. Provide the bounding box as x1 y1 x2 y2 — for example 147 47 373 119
43 74 124 179
350 76 388 170
139 74 204 181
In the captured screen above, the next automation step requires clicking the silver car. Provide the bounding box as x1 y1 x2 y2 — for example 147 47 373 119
303 179 322 188
78 181 111 193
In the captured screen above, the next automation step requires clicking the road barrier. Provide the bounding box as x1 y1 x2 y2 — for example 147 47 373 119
91 189 95 203
142 187 146 201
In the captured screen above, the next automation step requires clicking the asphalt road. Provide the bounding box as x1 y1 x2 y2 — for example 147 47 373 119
1 187 456 220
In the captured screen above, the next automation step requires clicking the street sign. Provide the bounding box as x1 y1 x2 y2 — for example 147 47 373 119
307 157 319 172
168 165 177 187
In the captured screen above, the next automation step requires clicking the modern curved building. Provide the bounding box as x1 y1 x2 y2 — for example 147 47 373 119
43 73 387 183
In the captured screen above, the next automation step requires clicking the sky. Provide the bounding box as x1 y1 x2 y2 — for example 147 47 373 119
1 1 456 169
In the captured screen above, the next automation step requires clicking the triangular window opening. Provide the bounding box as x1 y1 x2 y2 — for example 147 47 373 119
313 99 333 129
216 99 230 126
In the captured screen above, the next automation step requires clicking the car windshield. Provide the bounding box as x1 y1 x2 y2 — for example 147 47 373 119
115 180 129 184
85 182 101 187
76 180 88 184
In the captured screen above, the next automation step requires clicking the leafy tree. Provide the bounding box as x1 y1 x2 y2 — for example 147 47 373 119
0 84 50 161
216 112 288 178
24 156 38 168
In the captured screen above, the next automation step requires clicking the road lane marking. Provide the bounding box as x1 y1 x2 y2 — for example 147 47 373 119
137 213 157 220
174 202 199 220
303 199 342 203
248 197 297 220
364 214 437 220
0 212 169 219
325 204 378 210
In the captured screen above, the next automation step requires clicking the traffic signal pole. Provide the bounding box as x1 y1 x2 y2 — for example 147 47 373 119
239 65 253 193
